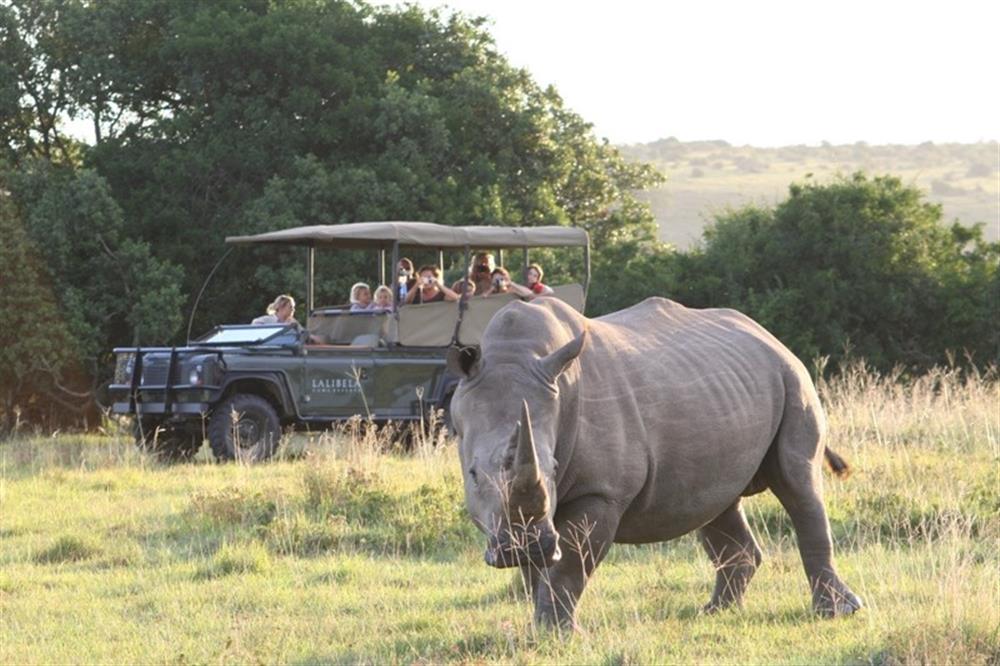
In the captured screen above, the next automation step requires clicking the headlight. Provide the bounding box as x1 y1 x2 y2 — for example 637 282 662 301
188 364 204 386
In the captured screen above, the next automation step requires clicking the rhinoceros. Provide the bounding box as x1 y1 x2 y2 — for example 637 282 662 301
447 297 862 628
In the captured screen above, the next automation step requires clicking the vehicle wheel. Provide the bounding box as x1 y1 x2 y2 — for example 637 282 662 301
132 417 202 462
208 394 281 462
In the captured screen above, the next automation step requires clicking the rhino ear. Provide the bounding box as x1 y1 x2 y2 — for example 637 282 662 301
537 329 587 383
447 345 480 379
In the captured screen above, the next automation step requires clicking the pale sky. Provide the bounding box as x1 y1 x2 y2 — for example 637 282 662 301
406 0 999 146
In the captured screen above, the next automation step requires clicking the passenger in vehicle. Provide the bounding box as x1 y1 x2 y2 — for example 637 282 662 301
451 278 476 299
469 252 496 295
404 265 459 304
396 258 417 303
372 285 393 311
252 294 297 324
481 267 512 297
508 263 555 298
349 282 373 311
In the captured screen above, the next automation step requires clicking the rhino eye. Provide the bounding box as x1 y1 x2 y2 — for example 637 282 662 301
468 467 478 483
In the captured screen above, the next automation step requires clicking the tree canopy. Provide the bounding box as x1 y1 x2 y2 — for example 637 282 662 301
0 0 663 428
664 174 999 371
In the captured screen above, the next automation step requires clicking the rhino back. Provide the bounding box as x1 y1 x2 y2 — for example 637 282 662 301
566 298 814 542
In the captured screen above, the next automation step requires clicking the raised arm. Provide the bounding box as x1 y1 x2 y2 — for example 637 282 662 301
507 282 534 298
436 278 460 302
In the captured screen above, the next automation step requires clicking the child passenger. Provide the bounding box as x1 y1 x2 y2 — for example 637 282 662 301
372 285 393 311
349 283 372 311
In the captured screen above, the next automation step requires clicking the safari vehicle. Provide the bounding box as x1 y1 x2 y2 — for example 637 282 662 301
108 222 589 461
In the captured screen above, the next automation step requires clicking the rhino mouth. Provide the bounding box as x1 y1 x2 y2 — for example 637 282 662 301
484 528 562 569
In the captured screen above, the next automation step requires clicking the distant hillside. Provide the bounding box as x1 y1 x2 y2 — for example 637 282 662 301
619 139 999 249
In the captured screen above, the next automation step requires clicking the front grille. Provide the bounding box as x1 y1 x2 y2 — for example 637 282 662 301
141 362 169 386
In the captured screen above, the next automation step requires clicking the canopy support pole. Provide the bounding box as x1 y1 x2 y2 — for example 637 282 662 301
450 244 472 346
379 249 386 286
391 241 400 315
306 246 315 313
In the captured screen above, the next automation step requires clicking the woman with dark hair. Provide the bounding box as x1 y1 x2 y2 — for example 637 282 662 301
481 267 512 297
404 265 459 304
395 257 417 303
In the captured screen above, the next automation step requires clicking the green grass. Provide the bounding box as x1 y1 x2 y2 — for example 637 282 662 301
1 367 997 664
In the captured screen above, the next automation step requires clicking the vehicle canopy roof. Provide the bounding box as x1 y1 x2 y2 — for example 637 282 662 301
225 221 589 250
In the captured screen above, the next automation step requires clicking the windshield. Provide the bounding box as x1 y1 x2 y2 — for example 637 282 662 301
194 325 291 345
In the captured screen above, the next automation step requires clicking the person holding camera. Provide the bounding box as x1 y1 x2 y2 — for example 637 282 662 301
404 265 460 304
395 258 417 303
480 267 513 297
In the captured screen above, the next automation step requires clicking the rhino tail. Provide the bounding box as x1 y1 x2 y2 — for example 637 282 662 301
824 447 851 478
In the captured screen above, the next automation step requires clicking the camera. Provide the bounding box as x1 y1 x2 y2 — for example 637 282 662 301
474 264 489 273
398 268 411 276
422 276 433 285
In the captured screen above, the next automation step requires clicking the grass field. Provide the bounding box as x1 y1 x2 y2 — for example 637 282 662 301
2 364 998 664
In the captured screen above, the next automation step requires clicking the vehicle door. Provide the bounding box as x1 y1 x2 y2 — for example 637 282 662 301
300 346 376 418
372 348 447 421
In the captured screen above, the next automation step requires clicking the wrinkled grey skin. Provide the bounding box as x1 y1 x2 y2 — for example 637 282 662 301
449 297 862 629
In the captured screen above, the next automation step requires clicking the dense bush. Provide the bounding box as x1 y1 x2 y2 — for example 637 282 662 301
663 173 998 372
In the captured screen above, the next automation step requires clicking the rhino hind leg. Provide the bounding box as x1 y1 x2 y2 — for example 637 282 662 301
766 405 863 617
699 500 763 613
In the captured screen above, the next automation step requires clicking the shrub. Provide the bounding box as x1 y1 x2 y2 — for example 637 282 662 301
34 535 102 564
198 542 272 578
189 486 280 529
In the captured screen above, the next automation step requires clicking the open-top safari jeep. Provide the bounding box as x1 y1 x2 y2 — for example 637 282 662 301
107 222 589 461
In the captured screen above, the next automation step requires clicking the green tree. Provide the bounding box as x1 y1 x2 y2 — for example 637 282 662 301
0 187 78 429
4 0 664 425
668 173 999 371
58 0 660 328
4 160 186 404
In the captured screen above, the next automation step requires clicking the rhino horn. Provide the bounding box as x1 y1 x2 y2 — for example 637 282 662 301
514 400 540 480
537 329 587 383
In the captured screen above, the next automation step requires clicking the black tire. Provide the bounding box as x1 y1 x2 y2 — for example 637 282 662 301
132 417 202 462
208 394 281 462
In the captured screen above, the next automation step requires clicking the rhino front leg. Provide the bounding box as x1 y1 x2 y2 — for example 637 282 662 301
699 499 763 613
534 497 620 631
